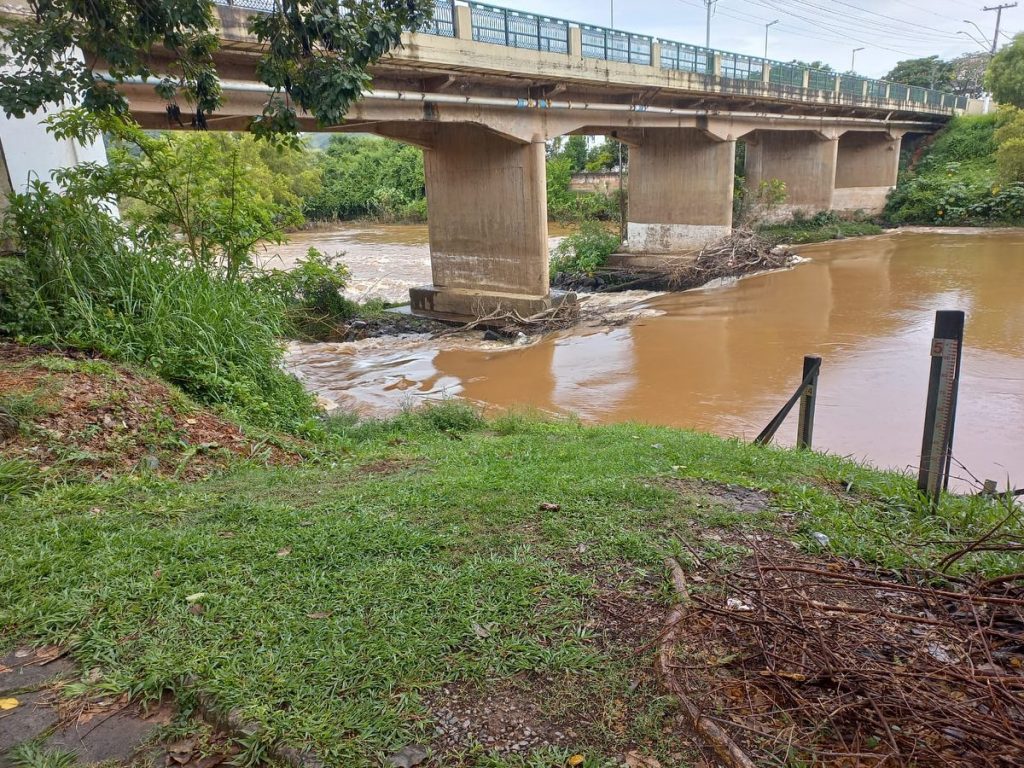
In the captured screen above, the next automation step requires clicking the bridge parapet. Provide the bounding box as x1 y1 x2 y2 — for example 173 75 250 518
214 0 969 118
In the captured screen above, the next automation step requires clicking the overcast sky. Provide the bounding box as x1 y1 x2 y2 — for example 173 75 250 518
490 0 1019 78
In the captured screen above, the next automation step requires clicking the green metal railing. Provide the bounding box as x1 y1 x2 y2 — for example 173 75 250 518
213 0 968 113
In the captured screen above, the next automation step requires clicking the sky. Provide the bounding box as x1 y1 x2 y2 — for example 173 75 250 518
491 0 1020 78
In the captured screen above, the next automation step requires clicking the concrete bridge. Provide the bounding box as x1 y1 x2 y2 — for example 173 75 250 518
8 0 973 320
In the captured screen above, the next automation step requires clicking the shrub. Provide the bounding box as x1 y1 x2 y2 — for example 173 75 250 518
255 248 358 340
0 180 317 430
549 221 621 278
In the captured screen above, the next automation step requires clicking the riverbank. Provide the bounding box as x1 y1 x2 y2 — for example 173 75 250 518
2 344 1021 767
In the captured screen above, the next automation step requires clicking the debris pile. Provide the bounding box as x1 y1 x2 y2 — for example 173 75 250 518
659 534 1024 766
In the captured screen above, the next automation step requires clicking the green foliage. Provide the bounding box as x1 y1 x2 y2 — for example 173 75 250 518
986 33 1024 109
759 211 883 244
549 221 621 277
303 136 426 221
6 742 77 768
50 111 313 279
995 107 1024 183
0 458 41 503
883 56 954 89
0 0 432 139
546 142 622 223
254 248 358 340
0 177 316 430
885 115 1024 225
563 135 589 172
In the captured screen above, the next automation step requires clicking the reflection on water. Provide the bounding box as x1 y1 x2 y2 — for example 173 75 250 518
286 230 1024 483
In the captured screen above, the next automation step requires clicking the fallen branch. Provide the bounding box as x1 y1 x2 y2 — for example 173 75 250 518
657 557 757 768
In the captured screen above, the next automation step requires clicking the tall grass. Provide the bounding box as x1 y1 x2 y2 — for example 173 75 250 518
0 181 316 429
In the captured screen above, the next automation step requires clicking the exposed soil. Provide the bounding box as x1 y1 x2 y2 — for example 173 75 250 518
0 343 302 482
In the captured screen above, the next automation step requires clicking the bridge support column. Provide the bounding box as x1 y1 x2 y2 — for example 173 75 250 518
832 131 902 214
621 128 736 255
744 130 838 219
379 123 570 322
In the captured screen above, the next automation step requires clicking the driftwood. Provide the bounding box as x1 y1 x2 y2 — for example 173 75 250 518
657 557 758 768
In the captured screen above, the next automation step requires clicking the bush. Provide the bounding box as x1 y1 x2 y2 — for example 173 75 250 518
0 180 317 430
255 248 358 340
549 221 621 278
884 115 1022 225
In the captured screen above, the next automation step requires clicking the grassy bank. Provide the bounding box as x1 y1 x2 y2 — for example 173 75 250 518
757 211 885 245
2 348 1020 767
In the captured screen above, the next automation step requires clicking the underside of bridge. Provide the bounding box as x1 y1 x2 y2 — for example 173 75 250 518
76 5 940 322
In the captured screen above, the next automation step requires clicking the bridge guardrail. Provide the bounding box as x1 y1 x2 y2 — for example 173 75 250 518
212 0 967 115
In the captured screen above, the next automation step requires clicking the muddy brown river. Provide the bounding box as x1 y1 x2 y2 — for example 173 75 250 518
281 225 1024 485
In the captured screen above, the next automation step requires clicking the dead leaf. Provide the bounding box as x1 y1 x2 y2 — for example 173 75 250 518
185 592 206 603
152 570 163 580
276 547 292 558
306 612 331 620
188 604 205 616
539 502 561 512
567 756 585 767
625 751 661 768
471 622 493 639
0 698 19 711
217 531 235 539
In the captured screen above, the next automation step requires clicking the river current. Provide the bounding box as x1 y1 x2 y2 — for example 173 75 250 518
276 225 1024 485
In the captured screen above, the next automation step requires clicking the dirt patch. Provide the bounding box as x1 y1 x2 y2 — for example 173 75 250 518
661 477 773 514
0 343 302 482
423 560 677 763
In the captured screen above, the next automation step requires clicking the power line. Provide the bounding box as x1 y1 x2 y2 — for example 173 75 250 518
746 0 964 44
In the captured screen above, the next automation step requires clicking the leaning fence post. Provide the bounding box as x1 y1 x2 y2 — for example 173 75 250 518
796 355 821 449
917 310 965 502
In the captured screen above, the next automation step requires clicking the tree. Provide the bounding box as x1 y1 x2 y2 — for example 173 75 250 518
563 135 589 173
0 0 433 140
950 52 990 98
883 56 954 89
987 33 1024 108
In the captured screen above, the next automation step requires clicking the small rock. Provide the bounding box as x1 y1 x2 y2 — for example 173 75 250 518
513 332 529 346
810 531 830 548
726 597 754 612
386 744 428 768
350 320 368 329
143 454 159 471
539 502 561 512
483 330 504 342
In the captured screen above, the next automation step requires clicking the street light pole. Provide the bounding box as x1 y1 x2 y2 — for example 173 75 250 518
764 19 779 59
610 0 613 28
851 46 865 72
704 0 715 49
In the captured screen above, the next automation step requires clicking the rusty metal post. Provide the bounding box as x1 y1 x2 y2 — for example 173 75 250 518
797 355 821 449
917 310 965 501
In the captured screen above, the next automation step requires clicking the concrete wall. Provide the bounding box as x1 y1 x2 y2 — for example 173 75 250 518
569 172 620 192
625 128 735 252
833 131 900 214
745 130 837 216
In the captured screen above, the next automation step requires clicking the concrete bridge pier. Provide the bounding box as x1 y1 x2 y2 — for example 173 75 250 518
744 130 839 219
833 131 903 214
376 122 571 321
618 128 736 258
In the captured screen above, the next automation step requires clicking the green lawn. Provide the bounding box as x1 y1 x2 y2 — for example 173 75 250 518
2 396 1020 766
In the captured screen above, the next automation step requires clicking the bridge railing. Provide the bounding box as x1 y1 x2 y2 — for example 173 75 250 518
212 0 967 114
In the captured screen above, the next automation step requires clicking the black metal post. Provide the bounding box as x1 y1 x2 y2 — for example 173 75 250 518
917 310 965 501
797 355 821 449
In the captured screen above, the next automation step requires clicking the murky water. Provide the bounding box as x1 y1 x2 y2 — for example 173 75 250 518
261 222 575 303
285 227 1024 484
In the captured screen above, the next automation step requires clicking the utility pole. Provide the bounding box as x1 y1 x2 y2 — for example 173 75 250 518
851 46 864 71
704 0 716 49
764 19 779 59
983 3 1017 53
